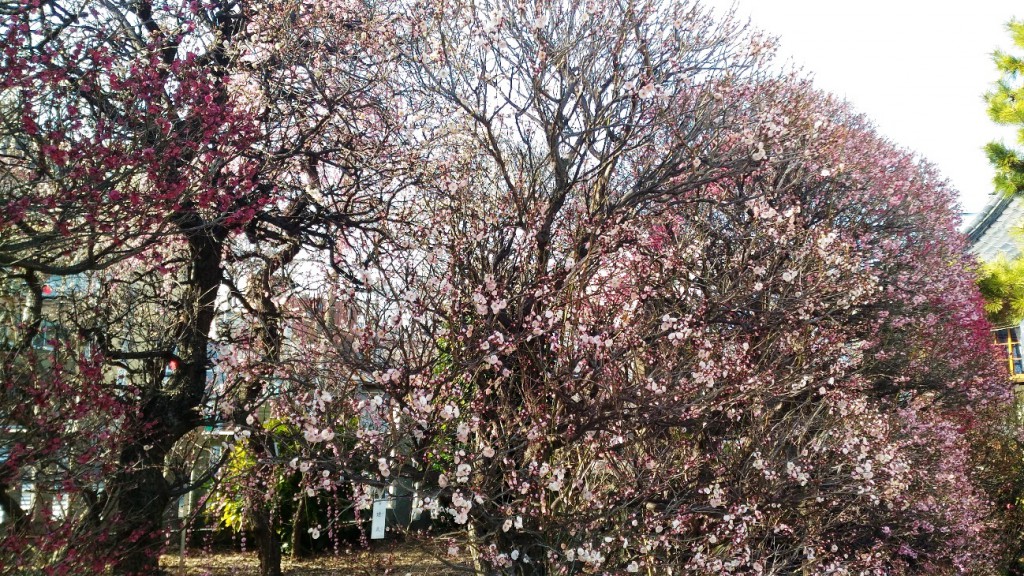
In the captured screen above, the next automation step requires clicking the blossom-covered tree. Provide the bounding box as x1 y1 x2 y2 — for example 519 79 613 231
331 1 1017 573
0 0 410 573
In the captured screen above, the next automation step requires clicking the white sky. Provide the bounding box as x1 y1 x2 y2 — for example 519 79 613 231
703 0 1020 218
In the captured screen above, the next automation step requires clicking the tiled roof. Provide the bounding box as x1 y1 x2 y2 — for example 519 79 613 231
966 194 1024 261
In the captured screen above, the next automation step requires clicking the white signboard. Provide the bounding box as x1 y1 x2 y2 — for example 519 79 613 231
370 498 387 539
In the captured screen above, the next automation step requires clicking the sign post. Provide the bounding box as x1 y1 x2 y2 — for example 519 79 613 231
370 498 387 539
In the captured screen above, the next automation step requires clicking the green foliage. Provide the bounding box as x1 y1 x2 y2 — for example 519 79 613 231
214 443 259 533
977 254 1024 325
987 19 1024 196
425 334 479 473
206 416 361 555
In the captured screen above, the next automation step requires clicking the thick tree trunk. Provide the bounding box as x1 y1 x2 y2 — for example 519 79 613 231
111 221 225 574
108 225 225 575
253 505 283 576
108 446 173 576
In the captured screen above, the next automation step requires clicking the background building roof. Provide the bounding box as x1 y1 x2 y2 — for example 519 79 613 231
966 194 1024 261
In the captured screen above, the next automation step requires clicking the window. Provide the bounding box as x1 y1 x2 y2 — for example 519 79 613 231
993 327 1024 378
40 274 91 299
19 481 33 512
31 320 64 350
51 492 69 520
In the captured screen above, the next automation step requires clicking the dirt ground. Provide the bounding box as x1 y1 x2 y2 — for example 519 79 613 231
159 541 471 575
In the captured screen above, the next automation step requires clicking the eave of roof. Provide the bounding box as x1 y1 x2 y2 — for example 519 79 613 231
967 194 1014 245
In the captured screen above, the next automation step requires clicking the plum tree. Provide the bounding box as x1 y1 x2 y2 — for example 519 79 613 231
0 0 409 573
343 1 1016 573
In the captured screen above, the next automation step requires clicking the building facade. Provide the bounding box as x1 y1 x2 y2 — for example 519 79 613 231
966 194 1024 383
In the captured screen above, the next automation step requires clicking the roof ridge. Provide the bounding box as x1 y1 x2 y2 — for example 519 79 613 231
966 194 1015 245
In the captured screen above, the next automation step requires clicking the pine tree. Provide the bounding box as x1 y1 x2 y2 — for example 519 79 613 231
986 19 1024 195
977 254 1024 325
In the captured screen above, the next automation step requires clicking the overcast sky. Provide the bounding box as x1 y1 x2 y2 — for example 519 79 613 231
703 0 1020 218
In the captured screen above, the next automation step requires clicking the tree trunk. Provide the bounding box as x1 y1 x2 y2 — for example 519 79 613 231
108 446 172 576
245 437 283 576
291 493 311 559
105 222 226 574
253 505 283 576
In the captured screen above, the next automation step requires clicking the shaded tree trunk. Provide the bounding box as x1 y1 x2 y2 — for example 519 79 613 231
109 444 173 576
291 494 311 559
109 226 225 575
253 504 283 576
245 439 284 576
245 236 302 575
